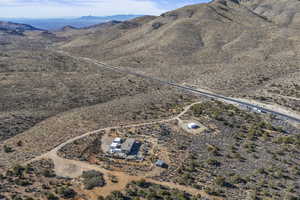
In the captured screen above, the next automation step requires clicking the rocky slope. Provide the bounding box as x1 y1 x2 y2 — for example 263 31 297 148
0 0 299 172
239 0 300 29
59 0 299 98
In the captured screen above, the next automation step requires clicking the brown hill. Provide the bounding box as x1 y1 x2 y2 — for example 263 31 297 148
0 0 299 173
0 20 190 169
240 0 300 29
59 0 299 101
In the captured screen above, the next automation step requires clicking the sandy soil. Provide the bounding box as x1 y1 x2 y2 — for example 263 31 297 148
27 101 223 200
179 120 207 135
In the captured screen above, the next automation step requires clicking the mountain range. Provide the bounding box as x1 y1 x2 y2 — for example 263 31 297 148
0 15 143 30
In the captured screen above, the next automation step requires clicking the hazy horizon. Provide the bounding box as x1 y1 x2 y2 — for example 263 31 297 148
0 0 210 19
0 14 145 30
0 14 143 20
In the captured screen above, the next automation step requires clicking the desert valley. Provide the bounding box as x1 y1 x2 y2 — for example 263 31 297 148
0 0 300 199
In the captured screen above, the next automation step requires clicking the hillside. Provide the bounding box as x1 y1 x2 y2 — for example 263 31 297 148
0 1 299 200
0 21 40 35
59 0 299 111
0 19 191 169
240 0 300 29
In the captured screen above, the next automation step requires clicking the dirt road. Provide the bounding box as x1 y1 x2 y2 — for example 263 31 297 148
53 49 300 123
27 101 222 199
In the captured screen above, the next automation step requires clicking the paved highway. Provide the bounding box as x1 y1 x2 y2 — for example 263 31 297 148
58 50 300 123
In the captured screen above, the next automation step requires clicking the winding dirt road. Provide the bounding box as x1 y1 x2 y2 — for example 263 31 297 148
28 102 222 199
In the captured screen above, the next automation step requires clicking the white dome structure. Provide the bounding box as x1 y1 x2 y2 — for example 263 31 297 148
187 123 200 129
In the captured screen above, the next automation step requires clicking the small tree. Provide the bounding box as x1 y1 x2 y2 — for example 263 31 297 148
57 186 76 199
12 165 25 177
45 193 58 200
17 140 23 147
214 176 226 187
82 170 105 190
3 145 14 153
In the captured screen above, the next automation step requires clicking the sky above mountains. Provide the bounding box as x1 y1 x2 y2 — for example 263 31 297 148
0 0 210 18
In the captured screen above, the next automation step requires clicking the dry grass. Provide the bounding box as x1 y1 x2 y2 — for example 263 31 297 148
59 0 299 100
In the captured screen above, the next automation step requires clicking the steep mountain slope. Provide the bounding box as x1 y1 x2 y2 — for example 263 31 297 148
0 18 190 170
240 0 300 29
0 1 299 199
59 0 299 104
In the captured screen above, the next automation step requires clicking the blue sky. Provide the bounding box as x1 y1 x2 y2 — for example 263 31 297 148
0 0 210 18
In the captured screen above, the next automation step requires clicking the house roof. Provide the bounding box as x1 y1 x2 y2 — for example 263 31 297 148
121 138 136 152
113 137 122 143
110 143 120 148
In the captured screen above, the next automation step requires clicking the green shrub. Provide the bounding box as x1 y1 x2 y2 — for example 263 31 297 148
45 193 58 200
256 168 267 175
12 196 23 200
41 169 55 178
12 165 25 177
135 179 150 188
15 178 32 186
204 186 222 196
82 170 105 190
24 197 34 200
56 186 76 199
231 175 247 184
3 145 14 153
17 140 23 147
214 176 226 186
206 158 221 167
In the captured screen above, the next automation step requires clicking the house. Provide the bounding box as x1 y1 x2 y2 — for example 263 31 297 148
121 138 136 155
110 148 122 154
113 137 122 144
109 137 139 156
187 123 200 129
155 160 168 168
110 142 121 149
109 137 122 154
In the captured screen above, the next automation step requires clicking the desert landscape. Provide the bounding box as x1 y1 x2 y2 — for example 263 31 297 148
0 0 300 199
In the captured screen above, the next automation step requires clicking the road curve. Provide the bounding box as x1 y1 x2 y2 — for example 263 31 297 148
28 101 201 165
28 101 222 200
55 50 300 123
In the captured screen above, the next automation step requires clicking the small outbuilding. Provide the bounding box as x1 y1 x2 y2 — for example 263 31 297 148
187 123 200 129
155 160 168 168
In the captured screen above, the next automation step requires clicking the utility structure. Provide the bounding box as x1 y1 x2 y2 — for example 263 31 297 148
187 123 200 129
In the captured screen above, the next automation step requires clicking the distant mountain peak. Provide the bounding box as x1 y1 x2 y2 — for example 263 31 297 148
79 15 100 20
1 15 144 30
78 15 143 20
0 21 41 35
61 25 79 31
0 21 40 30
